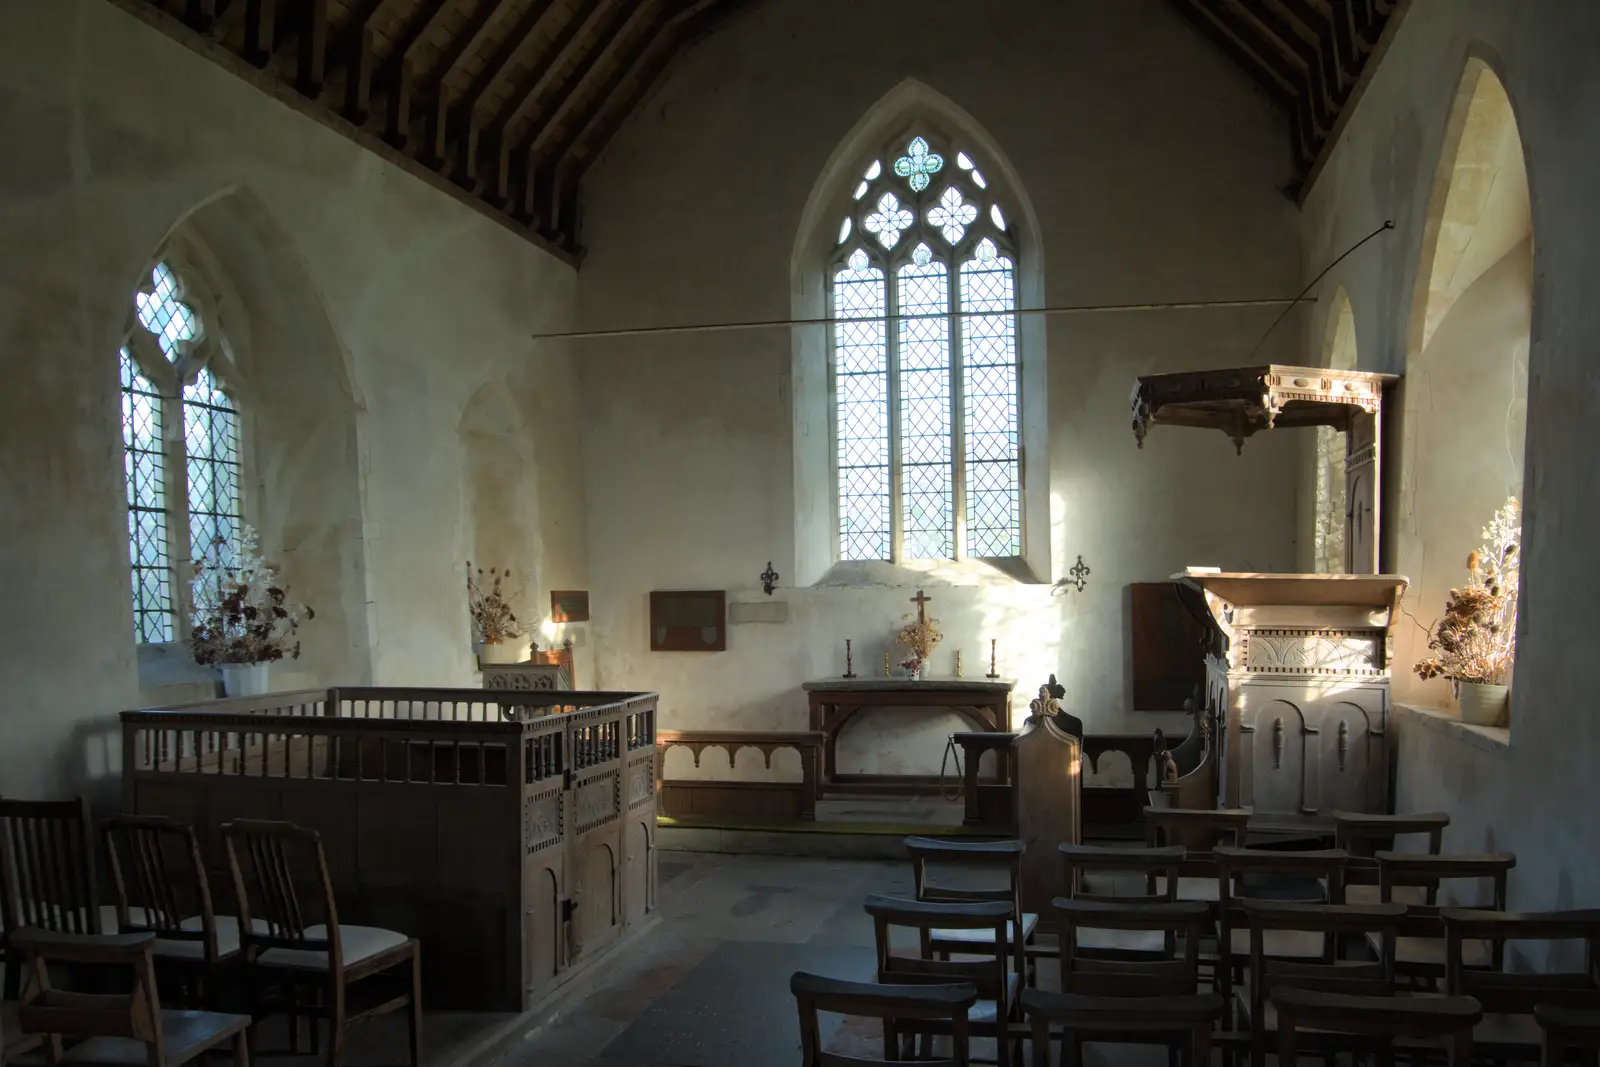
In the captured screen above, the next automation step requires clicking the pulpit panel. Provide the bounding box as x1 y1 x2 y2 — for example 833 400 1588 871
1238 693 1310 817
1316 692 1388 814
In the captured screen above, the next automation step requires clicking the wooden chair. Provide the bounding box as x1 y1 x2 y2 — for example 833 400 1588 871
905 838 1036 976
1057 844 1184 957
1272 987 1481 1067
863 895 1023 1067
1536 1001 1600 1067
1443 908 1600 1062
1332 811 1449 905
222 820 421 1067
1022 987 1221 1067
12 927 250 1067
103 815 245 1007
1143 806 1251 906
0 798 101 1001
1047 895 1221 1067
1215 846 1352 1021
1374 850 1514 986
1237 898 1406 1067
790 970 977 1067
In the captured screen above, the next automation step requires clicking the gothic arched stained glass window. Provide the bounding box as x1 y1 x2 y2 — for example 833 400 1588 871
831 134 1021 561
120 260 244 643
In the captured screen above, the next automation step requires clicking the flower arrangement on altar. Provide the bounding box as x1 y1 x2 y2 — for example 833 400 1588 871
191 526 314 666
895 613 943 677
466 563 526 645
1414 497 1521 687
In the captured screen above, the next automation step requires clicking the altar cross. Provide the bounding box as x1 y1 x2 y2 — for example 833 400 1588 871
910 589 932 624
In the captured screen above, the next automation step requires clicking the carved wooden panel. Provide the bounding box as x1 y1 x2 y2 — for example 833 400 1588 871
1232 683 1389 823
484 663 569 691
524 791 563 855
1346 410 1380 573
1241 630 1384 675
573 770 619 834
625 755 654 811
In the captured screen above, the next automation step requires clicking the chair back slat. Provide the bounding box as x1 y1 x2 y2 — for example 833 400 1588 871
1443 909 1600 1015
0 799 99 943
904 836 1023 914
1332 811 1449 857
1240 899 1405 1038
1059 843 1184 903
223 820 338 958
1272 987 1481 1067
13 929 165 1063
103 816 216 958
864 895 1016 1003
791 971 973 1067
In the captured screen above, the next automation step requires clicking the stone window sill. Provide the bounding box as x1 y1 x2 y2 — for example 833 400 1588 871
1396 703 1512 760
815 556 1047 587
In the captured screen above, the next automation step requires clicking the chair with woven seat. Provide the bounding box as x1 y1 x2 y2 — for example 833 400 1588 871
222 820 420 1067
1272 987 1481 1067
1373 851 1514 987
12 927 251 1067
1237 898 1406 1067
791 971 977 1067
1215 846 1353 1024
1057 844 1184 958
864 895 1023 1067
102 816 247 1008
1 798 104 1003
1442 908 1600 1063
1332 811 1449 906
905 838 1036 978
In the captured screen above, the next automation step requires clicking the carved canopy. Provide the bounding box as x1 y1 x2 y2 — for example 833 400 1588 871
1130 364 1397 453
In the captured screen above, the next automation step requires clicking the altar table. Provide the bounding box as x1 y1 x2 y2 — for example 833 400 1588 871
802 678 1015 794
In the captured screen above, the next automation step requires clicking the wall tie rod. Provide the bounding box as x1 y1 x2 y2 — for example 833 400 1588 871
527 295 1315 342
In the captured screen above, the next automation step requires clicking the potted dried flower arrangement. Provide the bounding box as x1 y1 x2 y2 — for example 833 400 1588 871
191 526 314 697
1414 498 1520 726
895 614 943 680
468 563 531 666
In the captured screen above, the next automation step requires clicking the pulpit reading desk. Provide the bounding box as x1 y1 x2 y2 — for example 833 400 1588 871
802 678 1015 795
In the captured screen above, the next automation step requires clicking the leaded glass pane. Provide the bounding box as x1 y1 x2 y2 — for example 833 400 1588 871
834 253 890 561
960 244 1021 557
183 367 242 562
898 254 953 559
120 347 173 643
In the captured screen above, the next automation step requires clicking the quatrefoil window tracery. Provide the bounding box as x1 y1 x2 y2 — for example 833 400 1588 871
134 263 201 361
893 136 944 192
864 191 914 249
927 187 978 244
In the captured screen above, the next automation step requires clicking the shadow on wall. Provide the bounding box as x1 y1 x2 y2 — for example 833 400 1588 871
1392 60 1531 712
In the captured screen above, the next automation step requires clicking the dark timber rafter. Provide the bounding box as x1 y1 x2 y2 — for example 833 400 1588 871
446 0 561 186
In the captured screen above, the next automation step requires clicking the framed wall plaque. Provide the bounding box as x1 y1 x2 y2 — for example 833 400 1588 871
550 590 590 623
649 590 726 652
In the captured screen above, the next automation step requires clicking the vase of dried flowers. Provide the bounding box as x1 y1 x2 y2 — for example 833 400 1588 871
190 526 314 697
896 616 942 682
468 563 530 666
1414 498 1519 727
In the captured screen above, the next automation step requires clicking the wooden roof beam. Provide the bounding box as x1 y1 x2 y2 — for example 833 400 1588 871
446 0 561 186
484 0 613 146
1173 0 1299 104
413 1 508 170
1225 0 1341 121
375 0 452 95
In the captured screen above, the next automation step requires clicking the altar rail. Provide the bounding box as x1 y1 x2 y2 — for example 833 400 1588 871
954 732 1156 836
121 686 658 1012
656 731 823 822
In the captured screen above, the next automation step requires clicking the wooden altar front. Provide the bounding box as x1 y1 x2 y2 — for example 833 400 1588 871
802 678 1014 794
1176 571 1408 832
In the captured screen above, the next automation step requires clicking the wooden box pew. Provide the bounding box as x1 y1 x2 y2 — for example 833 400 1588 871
120 686 659 1013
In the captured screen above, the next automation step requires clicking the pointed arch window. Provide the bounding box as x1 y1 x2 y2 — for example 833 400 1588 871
119 260 245 643
831 134 1021 562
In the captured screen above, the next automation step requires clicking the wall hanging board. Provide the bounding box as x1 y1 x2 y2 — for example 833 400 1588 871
1129 581 1208 711
550 590 590 623
650 590 727 651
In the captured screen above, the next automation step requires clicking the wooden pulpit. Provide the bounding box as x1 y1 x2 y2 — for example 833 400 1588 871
1176 570 1408 833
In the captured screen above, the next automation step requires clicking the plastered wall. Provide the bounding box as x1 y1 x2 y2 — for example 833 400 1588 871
1297 0 1599 908
572 0 1306 769
0 0 586 802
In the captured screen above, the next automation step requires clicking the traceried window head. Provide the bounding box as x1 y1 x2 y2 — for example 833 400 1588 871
830 133 1021 561
119 259 246 643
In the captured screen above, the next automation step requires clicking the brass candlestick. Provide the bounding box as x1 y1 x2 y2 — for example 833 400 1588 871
955 650 963 678
883 651 891 678
843 639 856 679
986 639 999 679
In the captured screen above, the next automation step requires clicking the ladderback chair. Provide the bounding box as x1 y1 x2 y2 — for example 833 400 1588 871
904 838 1035 975
1238 899 1406 1067
1143 807 1251 906
1375 851 1515 985
1443 908 1600 1062
1214 848 1351 1025
790 971 977 1067
0 798 100 1000
1332 811 1450 905
1272 987 1481 1067
222 820 420 1067
13 928 250 1067
103 815 244 1006
1057 844 1184 957
1022 987 1221 1067
864 895 1023 1067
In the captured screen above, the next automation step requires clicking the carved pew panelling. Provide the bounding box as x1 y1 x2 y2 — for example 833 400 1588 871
120 686 657 1013
655 731 822 822
951 731 1160 836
